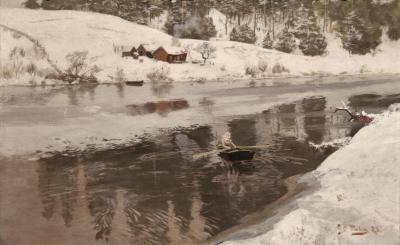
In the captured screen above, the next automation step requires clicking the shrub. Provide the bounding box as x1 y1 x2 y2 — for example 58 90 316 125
230 25 257 44
245 65 258 78
340 10 381 54
11 60 24 77
31 44 46 60
63 51 101 83
0 65 13 79
272 63 289 74
25 62 37 76
9 47 26 59
273 29 296 53
23 0 40 9
146 66 171 82
194 42 216 64
299 32 327 56
258 60 268 72
262 33 273 49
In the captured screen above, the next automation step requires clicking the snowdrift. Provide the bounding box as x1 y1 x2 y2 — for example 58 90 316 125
1 7 400 86
222 104 400 245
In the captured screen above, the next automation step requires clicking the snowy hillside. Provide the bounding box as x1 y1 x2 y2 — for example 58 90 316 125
1 8 400 85
223 104 400 245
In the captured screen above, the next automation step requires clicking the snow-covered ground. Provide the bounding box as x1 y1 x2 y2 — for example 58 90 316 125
1 8 400 86
222 104 400 245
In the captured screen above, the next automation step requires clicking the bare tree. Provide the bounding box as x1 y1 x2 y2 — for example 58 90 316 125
334 108 373 124
194 42 216 64
63 51 101 83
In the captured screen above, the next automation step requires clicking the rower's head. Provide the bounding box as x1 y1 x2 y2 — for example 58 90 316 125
223 132 231 139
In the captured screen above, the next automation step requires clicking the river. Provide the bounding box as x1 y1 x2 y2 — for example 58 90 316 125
1 76 400 245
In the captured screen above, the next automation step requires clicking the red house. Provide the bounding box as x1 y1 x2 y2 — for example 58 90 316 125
153 46 187 63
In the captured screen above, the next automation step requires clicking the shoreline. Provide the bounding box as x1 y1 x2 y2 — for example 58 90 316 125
1 72 399 88
217 107 400 245
208 174 314 245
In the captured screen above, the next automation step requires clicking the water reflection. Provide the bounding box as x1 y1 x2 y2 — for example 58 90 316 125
34 94 390 244
126 99 189 117
348 93 400 111
151 81 174 97
38 155 79 227
228 119 257 147
114 83 125 99
302 97 327 144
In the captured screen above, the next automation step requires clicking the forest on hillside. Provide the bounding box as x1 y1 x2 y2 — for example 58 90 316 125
23 0 400 55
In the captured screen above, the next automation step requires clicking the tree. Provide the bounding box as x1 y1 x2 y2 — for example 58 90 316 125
290 4 327 56
194 42 216 64
299 32 327 56
23 0 40 9
340 11 366 54
273 28 296 53
230 27 239 41
230 25 257 44
291 4 319 39
262 32 273 49
63 51 101 83
164 13 177 36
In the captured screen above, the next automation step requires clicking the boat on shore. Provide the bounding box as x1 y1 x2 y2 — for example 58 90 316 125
125 80 144 86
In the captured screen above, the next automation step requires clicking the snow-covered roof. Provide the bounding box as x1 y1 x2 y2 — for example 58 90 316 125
160 46 186 55
121 46 136 52
140 44 160 52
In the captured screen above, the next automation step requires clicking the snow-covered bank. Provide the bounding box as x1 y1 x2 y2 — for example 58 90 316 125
222 104 400 245
1 8 400 86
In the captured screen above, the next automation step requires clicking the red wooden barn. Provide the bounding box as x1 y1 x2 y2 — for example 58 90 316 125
153 46 187 63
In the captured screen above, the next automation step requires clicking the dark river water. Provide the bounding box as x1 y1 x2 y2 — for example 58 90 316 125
1 77 400 245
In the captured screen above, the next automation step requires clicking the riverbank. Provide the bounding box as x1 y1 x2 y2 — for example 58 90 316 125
1 8 400 86
219 104 400 245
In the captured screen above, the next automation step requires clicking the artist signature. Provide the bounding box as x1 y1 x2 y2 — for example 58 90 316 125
337 224 382 236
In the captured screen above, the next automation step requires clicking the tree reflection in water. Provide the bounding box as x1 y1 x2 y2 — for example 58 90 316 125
36 96 354 244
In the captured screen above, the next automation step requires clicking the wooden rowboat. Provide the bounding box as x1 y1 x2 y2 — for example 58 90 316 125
218 149 255 161
125 80 144 86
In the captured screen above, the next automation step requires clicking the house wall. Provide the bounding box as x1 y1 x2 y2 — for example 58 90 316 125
153 49 168 62
168 53 187 63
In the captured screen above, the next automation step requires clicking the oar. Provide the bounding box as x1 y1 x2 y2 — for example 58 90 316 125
192 145 270 160
192 150 221 160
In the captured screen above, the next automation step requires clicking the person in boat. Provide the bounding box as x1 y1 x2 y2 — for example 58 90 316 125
222 132 237 150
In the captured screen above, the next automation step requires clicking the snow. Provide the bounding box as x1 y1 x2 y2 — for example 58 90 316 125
1 8 400 86
162 46 186 55
139 44 160 53
222 104 400 245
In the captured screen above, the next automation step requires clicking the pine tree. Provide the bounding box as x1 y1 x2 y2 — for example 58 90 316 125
230 25 256 44
23 0 40 9
273 28 296 53
164 13 177 36
340 11 365 54
291 4 319 39
230 27 239 41
299 32 327 56
262 32 273 49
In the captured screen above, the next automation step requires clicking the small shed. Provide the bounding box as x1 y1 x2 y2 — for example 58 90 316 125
122 46 138 59
153 46 187 63
137 44 159 58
